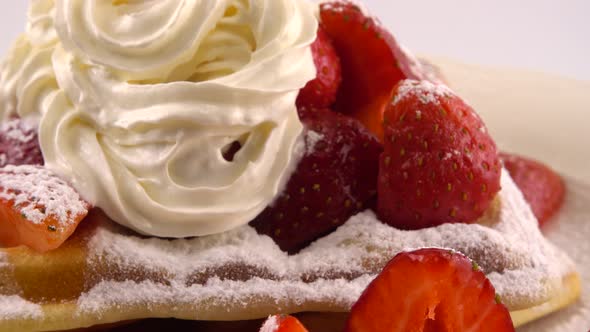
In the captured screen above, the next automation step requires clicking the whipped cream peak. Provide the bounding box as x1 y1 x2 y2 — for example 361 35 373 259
56 0 245 81
54 0 317 83
1 0 319 237
27 0 58 47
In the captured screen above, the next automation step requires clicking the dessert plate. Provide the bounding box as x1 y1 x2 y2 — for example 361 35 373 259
431 58 590 331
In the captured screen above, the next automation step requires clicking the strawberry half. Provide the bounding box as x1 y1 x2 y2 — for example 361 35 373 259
501 153 566 227
0 118 43 167
296 27 342 110
251 108 381 253
259 315 309 332
378 80 501 229
320 1 438 141
345 248 515 332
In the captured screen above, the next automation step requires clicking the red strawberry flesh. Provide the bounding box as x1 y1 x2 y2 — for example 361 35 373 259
251 108 381 253
378 80 502 229
345 248 515 332
296 27 342 110
501 152 566 227
320 1 439 141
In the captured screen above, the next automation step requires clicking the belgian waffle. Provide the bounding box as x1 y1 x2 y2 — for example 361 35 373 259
0 171 580 331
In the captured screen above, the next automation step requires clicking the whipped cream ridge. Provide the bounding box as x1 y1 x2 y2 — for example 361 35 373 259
0 0 318 237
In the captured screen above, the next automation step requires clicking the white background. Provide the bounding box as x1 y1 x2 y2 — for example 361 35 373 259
362 0 590 81
0 1 589 80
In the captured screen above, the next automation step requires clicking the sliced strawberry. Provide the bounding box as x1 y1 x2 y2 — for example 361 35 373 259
259 315 309 332
296 27 342 109
501 153 565 227
0 118 43 167
251 108 381 253
346 248 515 332
0 165 90 252
378 80 501 229
320 1 439 141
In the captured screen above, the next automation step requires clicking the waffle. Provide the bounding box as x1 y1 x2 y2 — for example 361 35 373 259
0 170 580 331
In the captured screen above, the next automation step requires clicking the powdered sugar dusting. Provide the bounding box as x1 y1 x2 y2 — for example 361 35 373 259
0 165 88 228
87 218 290 280
0 118 43 168
486 176 574 306
77 276 372 319
304 130 324 156
259 315 279 332
393 79 454 106
519 180 590 331
67 170 576 318
1 119 36 144
0 296 43 320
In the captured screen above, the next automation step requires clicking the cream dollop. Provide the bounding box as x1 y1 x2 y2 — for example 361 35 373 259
0 0 318 237
0 0 59 123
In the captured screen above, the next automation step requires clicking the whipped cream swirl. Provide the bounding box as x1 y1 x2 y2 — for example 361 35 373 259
0 0 318 237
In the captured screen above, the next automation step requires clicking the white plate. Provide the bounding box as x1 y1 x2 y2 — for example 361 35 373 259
434 58 590 331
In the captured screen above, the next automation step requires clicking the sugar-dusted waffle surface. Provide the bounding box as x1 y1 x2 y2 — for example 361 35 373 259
0 171 580 332
517 180 590 331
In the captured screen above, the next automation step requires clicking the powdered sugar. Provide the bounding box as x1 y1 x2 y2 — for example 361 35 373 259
304 130 324 156
519 180 590 331
0 296 43 321
67 170 576 318
0 119 36 144
259 315 279 332
77 276 373 319
0 165 88 228
0 118 43 168
393 79 454 106
485 176 574 307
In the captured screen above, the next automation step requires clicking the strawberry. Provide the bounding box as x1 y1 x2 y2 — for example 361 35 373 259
345 248 515 332
259 315 309 332
0 118 43 167
378 80 501 229
501 153 565 227
296 27 342 109
251 108 381 253
320 1 438 141
0 165 90 252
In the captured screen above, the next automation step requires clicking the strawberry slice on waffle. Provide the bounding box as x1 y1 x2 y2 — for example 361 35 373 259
346 248 515 331
0 165 90 252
